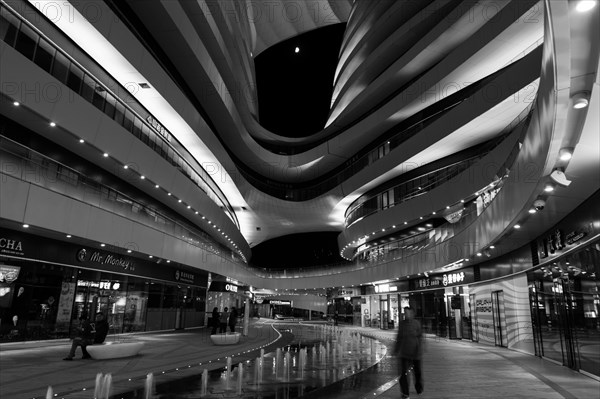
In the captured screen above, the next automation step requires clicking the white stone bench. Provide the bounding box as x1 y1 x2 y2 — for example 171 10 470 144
86 341 145 360
210 332 241 345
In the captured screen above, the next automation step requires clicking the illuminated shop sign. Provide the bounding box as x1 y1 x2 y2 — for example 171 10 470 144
537 229 588 260
226 277 239 285
77 280 120 290
175 270 195 284
270 300 291 306
225 283 238 293
0 237 24 256
443 272 465 286
416 278 441 289
76 248 135 271
409 268 473 291
374 284 397 293
146 115 171 142
0 265 21 283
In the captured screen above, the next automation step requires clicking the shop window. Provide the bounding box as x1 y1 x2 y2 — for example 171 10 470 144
0 7 20 47
91 84 106 111
123 109 135 132
114 101 125 126
66 63 83 93
15 23 37 60
104 92 117 119
80 74 96 103
51 52 69 84
33 37 54 73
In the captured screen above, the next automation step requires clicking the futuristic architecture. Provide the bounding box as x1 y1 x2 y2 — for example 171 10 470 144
1 0 599 383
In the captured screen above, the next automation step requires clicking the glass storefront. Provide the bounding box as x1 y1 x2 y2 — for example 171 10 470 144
0 258 207 342
528 239 600 377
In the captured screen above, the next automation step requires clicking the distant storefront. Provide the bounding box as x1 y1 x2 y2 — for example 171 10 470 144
0 228 208 342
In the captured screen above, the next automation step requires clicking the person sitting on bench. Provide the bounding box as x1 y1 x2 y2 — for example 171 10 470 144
93 312 109 344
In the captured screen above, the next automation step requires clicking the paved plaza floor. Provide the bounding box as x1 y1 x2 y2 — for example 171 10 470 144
1 320 598 398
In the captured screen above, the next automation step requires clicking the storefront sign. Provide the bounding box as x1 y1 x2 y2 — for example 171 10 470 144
565 231 587 245
443 272 465 286
146 115 171 142
0 265 21 283
77 248 136 271
270 300 291 306
0 237 24 256
225 283 238 293
0 229 208 287
175 270 195 284
374 284 397 293
416 278 441 289
475 299 492 313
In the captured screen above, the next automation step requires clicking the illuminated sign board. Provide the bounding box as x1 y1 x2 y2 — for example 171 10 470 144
374 284 398 293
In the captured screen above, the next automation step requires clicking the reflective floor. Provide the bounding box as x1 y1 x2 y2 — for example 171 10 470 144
0 321 598 399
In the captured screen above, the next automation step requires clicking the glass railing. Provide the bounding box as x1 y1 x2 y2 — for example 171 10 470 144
0 2 238 228
0 134 244 263
344 154 483 227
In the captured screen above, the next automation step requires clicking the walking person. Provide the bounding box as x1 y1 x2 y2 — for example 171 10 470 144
219 307 229 333
63 311 94 360
394 306 424 398
228 307 238 332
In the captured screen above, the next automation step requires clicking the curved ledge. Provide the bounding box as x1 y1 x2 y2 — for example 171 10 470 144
87 342 144 359
210 332 241 345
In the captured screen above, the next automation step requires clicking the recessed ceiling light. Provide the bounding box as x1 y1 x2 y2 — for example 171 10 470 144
13 101 19 106
559 147 573 161
514 224 521 229
544 183 555 192
49 122 56 127
489 245 495 249
100 243 106 247
149 255 153 258
103 153 109 157
294 46 300 53
178 199 182 202
168 193 172 196
140 175 145 179
155 184 159 188
127 249 132 253
79 139 84 143
529 208 537 214
166 260 170 263
576 1 596 12
66 234 71 238
23 224 29 228
123 165 128 169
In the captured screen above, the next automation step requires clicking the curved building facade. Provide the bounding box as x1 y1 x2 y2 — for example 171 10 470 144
0 0 598 377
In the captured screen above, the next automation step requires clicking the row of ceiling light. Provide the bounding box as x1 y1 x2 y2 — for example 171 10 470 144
11 100 246 263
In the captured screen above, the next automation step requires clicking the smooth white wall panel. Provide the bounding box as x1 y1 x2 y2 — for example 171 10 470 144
0 175 29 222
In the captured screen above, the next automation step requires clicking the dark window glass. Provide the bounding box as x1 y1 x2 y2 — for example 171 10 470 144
15 23 37 60
91 84 106 111
80 74 95 102
66 64 83 93
33 37 54 72
133 118 144 140
123 109 134 132
114 102 125 126
0 7 20 47
51 52 69 83
104 93 116 119
141 124 152 146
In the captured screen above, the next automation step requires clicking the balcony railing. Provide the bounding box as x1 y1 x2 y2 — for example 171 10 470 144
0 2 238 228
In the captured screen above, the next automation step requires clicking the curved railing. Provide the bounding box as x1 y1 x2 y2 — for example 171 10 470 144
0 133 243 263
0 2 238 228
